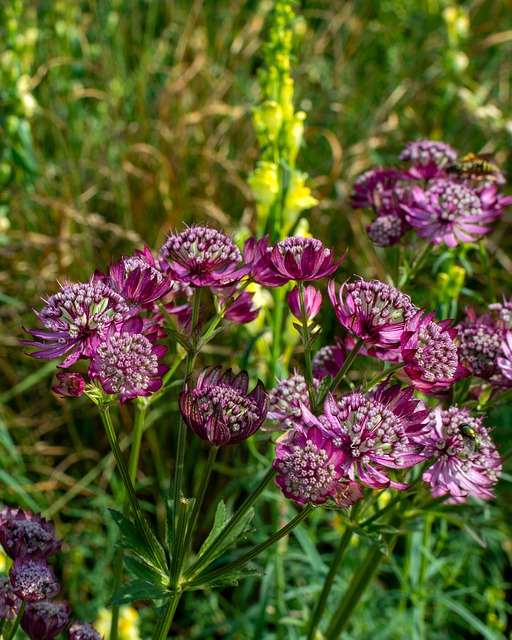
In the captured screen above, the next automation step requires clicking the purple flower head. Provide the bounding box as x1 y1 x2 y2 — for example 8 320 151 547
180 366 269 445
160 225 245 287
403 179 501 247
22 281 133 368
211 284 260 324
21 599 73 640
488 296 512 329
497 333 512 381
273 425 351 505
259 236 343 284
266 371 315 432
288 285 322 322
9 558 60 602
0 508 61 561
400 310 470 393
69 621 104 640
88 317 169 403
51 372 85 398
319 382 428 490
418 406 502 502
311 340 347 380
328 277 418 349
350 168 401 212
399 139 457 180
0 577 22 620
367 212 408 247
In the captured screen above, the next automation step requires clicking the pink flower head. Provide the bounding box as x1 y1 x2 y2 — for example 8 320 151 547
400 310 470 393
51 372 85 398
418 406 502 502
22 281 134 368
69 621 104 640
287 285 322 322
160 225 245 287
273 425 353 505
88 317 169 403
9 558 60 602
319 381 428 490
350 167 401 212
211 284 260 324
180 366 269 446
367 212 408 247
497 332 512 381
399 139 457 180
328 277 418 349
403 179 502 247
311 339 347 380
0 508 61 561
21 599 73 640
267 371 315 432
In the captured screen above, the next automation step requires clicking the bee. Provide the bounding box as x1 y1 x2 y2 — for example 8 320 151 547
458 423 481 454
446 153 502 180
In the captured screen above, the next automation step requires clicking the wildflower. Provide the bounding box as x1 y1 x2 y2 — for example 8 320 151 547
180 366 269 445
497 333 512 381
311 340 347 380
95 606 141 640
88 317 169 403
400 310 469 393
419 406 502 502
160 225 245 287
367 212 407 247
22 281 133 368
273 425 350 505
51 372 85 397
287 285 322 322
9 557 60 602
321 382 428 489
328 277 418 349
69 621 104 640
21 599 72 640
399 139 457 180
403 179 503 247
266 371 314 432
457 307 506 384
350 168 401 212
0 508 61 560
0 576 22 620
211 284 260 324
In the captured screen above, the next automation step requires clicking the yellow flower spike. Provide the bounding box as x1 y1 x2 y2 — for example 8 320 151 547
260 100 284 142
280 77 295 121
283 111 306 166
282 170 318 233
247 161 280 207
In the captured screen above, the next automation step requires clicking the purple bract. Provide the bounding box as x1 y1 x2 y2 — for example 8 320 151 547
21 599 73 640
9 558 60 602
0 576 22 620
0 507 61 561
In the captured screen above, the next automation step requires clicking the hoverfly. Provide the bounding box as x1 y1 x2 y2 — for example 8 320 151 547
458 423 481 454
446 153 502 181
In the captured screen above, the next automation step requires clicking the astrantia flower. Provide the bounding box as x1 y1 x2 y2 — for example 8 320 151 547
328 277 418 349
259 236 342 284
21 599 72 640
311 340 347 380
180 366 269 445
287 285 322 322
0 576 21 620
0 508 61 560
367 212 407 247
403 179 501 247
400 310 469 393
497 333 512 381
88 317 169 403
22 281 133 368
273 426 350 505
51 372 85 398
350 168 400 211
160 225 245 287
266 371 315 432
399 139 457 180
9 558 60 602
211 284 260 324
319 382 428 489
418 406 502 502
69 621 104 640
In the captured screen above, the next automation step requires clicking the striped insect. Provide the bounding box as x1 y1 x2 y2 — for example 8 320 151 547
446 153 502 181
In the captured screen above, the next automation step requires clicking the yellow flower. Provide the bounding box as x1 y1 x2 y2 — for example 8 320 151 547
95 606 141 640
247 161 280 207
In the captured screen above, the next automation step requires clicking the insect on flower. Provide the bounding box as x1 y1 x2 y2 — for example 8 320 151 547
446 153 502 181
458 423 481 454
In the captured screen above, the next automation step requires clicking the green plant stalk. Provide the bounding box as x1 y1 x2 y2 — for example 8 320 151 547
317 337 365 408
5 601 26 640
478 239 496 304
100 407 166 571
363 362 407 392
186 504 314 590
269 285 286 383
297 281 316 406
184 468 277 580
151 589 183 640
399 241 434 288
306 526 354 640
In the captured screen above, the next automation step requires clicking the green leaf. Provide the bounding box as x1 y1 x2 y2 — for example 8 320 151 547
108 580 171 606
188 565 263 591
439 594 508 640
162 326 192 351
196 505 254 569
195 500 227 562
109 509 157 567
124 555 168 586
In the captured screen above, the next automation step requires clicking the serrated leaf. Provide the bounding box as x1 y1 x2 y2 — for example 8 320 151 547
109 509 163 569
199 507 254 567
316 375 333 404
189 565 263 591
124 555 168 586
108 580 171 606
162 326 192 351
195 500 227 562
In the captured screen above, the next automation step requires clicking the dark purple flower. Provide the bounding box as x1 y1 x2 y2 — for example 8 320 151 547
160 225 246 287
403 179 503 247
69 621 104 640
88 317 169 403
273 425 351 505
400 310 470 393
328 277 418 349
287 285 322 322
211 284 260 324
22 281 133 368
21 599 73 640
51 372 85 398
367 211 408 247
0 577 22 620
350 168 401 211
180 366 269 445
399 139 457 180
0 508 61 561
319 382 428 490
266 371 315 432
418 406 502 502
497 333 512 381
311 340 347 380
9 558 60 602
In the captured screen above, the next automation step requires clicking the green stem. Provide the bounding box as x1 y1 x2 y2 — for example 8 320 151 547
269 286 286 384
151 590 183 640
186 504 314 590
399 241 433 288
6 601 26 640
363 362 406 392
306 526 354 640
100 407 166 572
297 281 316 407
128 405 146 483
316 337 365 408
184 468 277 580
